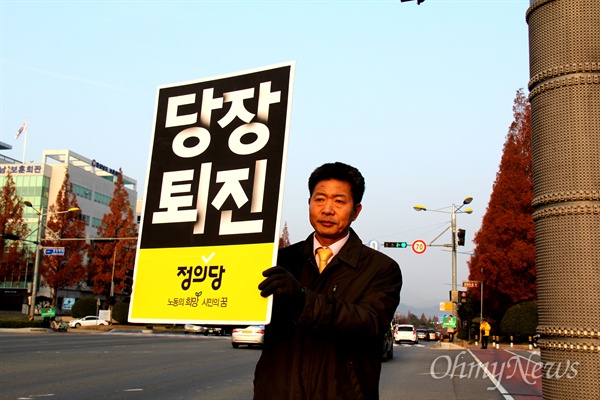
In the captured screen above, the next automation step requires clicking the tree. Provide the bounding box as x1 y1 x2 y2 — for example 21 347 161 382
71 297 98 318
408 311 421 327
88 169 138 301
279 222 291 248
467 89 536 323
0 171 31 282
42 170 88 306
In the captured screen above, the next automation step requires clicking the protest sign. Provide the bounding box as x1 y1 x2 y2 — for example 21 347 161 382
129 62 295 325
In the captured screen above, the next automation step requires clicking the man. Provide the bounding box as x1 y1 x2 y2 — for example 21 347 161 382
480 319 491 349
255 162 403 400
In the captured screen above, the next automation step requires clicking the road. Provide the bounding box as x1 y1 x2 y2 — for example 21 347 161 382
0 331 542 400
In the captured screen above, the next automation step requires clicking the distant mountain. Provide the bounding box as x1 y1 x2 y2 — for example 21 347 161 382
395 303 445 320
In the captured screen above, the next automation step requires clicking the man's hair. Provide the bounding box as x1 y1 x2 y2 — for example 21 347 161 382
308 162 365 205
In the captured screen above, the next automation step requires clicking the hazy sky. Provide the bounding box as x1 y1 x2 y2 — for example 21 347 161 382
1 0 531 310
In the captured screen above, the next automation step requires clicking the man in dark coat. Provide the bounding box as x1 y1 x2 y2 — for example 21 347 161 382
255 162 402 400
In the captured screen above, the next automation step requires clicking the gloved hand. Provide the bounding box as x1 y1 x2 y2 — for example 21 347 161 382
258 266 304 299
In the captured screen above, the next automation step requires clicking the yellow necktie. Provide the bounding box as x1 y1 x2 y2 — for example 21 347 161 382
317 247 333 273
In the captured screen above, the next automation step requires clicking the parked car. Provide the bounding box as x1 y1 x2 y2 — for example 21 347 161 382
394 324 418 344
184 324 203 334
68 316 109 328
231 325 265 348
416 328 428 341
382 322 394 361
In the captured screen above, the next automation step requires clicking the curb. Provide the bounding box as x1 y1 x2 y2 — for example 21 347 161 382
0 327 52 333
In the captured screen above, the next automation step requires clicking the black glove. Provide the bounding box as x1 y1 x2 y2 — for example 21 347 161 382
258 266 304 299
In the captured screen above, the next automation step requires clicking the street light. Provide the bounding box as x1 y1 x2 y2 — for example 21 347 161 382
413 196 473 339
23 200 80 319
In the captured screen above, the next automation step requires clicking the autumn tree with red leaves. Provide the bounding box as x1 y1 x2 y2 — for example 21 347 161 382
43 171 88 306
0 170 31 282
279 222 291 248
88 170 137 301
468 89 536 323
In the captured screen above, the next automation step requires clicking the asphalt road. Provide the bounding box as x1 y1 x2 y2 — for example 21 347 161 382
0 331 542 400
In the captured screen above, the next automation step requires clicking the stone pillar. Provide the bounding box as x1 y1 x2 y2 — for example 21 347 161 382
526 0 599 399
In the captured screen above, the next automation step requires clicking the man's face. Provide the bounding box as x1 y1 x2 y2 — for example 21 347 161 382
309 179 362 246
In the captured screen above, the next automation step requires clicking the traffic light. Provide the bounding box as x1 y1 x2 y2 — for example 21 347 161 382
459 291 467 303
1 233 21 240
122 268 134 295
383 242 408 248
456 229 466 246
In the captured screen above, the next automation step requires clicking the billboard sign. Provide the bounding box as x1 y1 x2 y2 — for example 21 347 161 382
442 314 457 328
129 62 296 325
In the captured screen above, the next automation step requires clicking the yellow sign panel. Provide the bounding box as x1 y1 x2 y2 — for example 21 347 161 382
130 243 273 323
439 301 453 311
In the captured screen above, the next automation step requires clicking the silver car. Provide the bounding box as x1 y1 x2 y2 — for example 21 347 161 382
231 325 265 348
184 324 203 334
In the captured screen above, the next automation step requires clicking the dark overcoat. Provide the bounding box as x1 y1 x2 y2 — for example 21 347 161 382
254 229 402 400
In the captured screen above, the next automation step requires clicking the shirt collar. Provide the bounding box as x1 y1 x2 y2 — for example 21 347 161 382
313 232 350 257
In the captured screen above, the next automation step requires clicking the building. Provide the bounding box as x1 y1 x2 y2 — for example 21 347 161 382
0 149 138 313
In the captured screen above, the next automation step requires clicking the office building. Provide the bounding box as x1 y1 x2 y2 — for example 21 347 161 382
0 149 138 312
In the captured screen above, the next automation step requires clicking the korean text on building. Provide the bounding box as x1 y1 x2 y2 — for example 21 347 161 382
129 62 296 325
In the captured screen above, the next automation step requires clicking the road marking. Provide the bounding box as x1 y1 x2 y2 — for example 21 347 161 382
467 349 515 400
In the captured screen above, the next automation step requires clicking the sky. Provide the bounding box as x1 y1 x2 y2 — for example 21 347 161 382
0 0 531 313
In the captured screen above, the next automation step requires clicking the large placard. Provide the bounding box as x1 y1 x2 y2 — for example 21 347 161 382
129 62 295 325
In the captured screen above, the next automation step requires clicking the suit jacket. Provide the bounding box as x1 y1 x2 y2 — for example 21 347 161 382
254 229 402 400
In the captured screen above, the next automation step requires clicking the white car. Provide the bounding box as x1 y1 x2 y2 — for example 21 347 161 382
231 325 265 348
69 316 109 328
394 324 418 344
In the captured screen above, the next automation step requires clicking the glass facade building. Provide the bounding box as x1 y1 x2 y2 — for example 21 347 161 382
1 149 138 313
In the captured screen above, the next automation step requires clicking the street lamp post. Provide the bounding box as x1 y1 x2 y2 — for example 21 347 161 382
23 200 80 319
28 204 44 319
110 246 117 301
479 280 484 323
414 196 473 340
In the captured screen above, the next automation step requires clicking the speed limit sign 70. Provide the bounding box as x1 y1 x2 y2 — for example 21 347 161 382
412 240 427 254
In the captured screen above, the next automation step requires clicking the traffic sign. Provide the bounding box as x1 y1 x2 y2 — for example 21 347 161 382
412 239 427 254
439 302 453 311
442 314 457 328
43 247 65 256
368 240 380 251
462 281 480 288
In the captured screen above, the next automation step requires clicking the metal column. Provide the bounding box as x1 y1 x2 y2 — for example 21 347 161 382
526 0 600 398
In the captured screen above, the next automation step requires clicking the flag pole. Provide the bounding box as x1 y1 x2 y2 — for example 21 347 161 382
21 118 28 163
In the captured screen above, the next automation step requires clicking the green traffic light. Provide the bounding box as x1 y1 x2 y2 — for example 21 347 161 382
383 242 408 248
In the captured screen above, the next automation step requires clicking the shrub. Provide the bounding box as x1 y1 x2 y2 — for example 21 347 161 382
0 318 45 328
500 301 538 340
71 297 98 318
112 301 130 324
